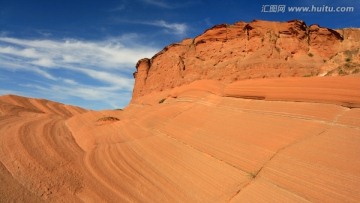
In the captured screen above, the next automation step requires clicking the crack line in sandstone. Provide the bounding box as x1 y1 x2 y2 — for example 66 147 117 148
142 102 251 175
154 129 250 175
227 128 328 202
227 108 348 202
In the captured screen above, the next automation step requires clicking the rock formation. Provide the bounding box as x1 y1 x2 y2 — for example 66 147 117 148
1 20 360 202
133 20 360 99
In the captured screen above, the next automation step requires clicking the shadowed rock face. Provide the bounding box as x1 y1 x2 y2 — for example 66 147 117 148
132 20 360 99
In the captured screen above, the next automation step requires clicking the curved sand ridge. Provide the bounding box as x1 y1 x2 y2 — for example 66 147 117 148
0 95 91 202
1 76 360 202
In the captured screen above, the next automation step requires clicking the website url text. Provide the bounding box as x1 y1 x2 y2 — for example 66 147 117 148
261 5 354 13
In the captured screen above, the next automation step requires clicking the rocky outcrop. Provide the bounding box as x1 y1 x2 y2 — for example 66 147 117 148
132 20 360 99
133 58 151 98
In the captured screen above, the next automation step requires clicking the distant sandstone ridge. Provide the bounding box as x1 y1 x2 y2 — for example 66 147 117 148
132 20 360 99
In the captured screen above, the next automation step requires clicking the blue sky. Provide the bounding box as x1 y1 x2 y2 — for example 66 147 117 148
1 0 359 110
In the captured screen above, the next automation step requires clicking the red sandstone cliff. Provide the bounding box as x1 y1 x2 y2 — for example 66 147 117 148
132 20 360 99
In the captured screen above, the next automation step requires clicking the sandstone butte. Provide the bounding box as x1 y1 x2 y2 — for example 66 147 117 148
1 20 360 202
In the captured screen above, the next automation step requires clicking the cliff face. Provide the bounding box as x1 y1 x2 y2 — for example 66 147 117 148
132 20 360 99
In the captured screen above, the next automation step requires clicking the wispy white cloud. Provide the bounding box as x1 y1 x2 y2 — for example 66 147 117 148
0 46 41 58
36 30 53 37
0 37 156 68
22 83 132 109
0 35 159 109
146 20 188 35
62 78 78 85
72 67 134 90
141 0 173 8
140 0 201 9
107 0 127 12
33 68 57 80
119 20 188 36
109 4 126 12
31 57 55 67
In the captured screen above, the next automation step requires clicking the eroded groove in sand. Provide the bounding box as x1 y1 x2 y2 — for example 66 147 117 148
0 111 85 201
82 121 250 202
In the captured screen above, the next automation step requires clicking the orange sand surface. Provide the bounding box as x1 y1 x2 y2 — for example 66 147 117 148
1 76 360 202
